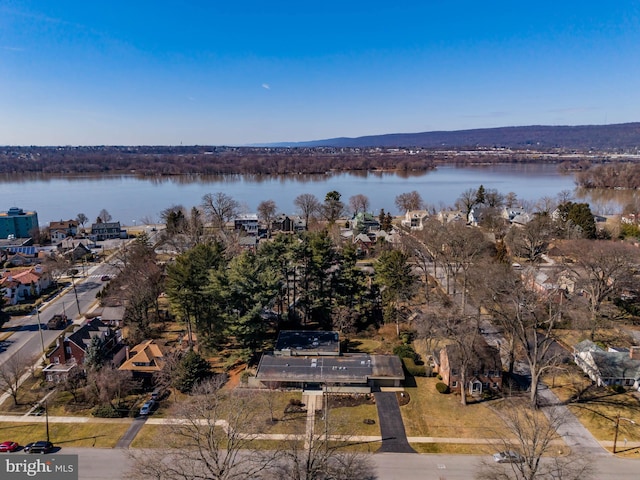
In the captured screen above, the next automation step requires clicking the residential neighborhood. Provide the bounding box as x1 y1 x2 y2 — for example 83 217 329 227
1 188 640 480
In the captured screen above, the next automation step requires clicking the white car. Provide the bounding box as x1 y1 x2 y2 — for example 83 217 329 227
493 451 524 463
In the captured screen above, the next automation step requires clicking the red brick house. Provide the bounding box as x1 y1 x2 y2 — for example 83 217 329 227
434 337 503 396
43 318 122 382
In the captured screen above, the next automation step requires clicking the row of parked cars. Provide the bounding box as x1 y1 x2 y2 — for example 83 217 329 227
0 440 55 454
139 388 162 416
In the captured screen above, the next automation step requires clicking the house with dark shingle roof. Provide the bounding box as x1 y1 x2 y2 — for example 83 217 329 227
574 342 640 389
43 318 122 382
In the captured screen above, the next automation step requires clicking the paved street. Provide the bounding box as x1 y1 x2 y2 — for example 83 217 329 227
53 447 640 479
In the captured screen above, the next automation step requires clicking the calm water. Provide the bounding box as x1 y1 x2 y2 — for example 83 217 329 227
1 164 629 226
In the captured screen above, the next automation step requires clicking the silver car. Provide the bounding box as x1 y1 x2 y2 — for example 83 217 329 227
493 451 524 463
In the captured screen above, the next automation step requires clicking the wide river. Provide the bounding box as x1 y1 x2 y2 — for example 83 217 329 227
2 164 633 226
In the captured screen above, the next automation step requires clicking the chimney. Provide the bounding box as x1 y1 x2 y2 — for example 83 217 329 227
630 346 640 360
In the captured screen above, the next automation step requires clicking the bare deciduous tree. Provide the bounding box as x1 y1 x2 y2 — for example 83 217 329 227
273 393 377 480
477 399 594 480
394 191 423 213
76 212 88 230
97 208 112 223
202 192 240 230
348 194 370 215
559 240 638 341
505 215 553 264
257 199 278 237
455 188 478 219
127 378 281 480
294 193 321 229
434 310 481 406
0 353 35 405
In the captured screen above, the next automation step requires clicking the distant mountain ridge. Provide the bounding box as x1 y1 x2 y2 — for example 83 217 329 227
268 122 640 150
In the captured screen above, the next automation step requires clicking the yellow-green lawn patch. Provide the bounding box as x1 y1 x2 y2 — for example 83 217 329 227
0 421 130 448
401 377 508 439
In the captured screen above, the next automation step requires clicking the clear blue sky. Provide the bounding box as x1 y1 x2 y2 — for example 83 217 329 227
1 1 639 146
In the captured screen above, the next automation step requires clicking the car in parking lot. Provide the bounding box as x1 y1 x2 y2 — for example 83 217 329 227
24 441 54 454
101 275 111 281
493 450 524 463
139 400 155 416
0 441 19 452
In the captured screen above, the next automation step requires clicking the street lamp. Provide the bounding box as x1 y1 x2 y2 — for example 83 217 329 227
613 412 637 453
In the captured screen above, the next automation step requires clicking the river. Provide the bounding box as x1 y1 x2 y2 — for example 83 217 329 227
1 164 631 226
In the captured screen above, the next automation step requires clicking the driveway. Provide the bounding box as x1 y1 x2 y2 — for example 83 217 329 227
115 417 148 448
374 392 416 453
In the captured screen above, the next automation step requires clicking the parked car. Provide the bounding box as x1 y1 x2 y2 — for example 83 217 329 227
101 275 111 281
46 314 68 330
139 400 155 416
0 441 19 452
24 441 54 454
493 451 524 463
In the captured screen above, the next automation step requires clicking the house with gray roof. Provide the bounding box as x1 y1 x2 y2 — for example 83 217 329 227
574 343 640 389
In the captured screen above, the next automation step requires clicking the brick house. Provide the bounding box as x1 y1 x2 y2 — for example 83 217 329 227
434 337 503 395
43 318 122 382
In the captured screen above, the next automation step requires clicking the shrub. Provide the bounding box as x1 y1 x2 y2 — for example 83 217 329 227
610 384 625 394
393 344 419 362
402 357 427 377
92 404 122 418
437 374 443 380
435 382 450 394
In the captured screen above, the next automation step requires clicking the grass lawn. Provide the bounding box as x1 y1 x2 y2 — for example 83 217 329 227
0 421 130 448
316 401 380 437
346 338 383 354
401 377 509 440
547 368 640 446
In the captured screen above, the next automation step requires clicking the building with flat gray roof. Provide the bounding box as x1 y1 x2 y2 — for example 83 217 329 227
254 330 404 392
274 330 340 356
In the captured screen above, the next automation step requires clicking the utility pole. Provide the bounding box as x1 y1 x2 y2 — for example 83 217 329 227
36 308 46 356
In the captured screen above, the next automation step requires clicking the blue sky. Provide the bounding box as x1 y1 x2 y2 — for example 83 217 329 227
1 1 639 145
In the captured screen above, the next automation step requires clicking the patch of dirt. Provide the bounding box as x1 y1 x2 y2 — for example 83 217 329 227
222 363 246 390
396 391 410 406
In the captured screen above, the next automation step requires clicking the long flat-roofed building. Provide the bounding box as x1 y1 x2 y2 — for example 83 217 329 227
254 330 404 392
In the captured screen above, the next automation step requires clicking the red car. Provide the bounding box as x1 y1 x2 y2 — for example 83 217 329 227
0 441 19 452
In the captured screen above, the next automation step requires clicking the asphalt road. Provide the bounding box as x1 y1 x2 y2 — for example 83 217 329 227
59 448 640 480
0 257 121 370
0 228 164 370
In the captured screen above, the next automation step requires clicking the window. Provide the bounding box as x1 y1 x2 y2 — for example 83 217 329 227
451 368 458 375
65 346 72 354
54 357 60 364
451 381 458 387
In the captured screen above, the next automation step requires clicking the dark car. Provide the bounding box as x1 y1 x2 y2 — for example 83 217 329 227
24 441 54 454
101 275 111 281
0 441 19 452
46 314 68 330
